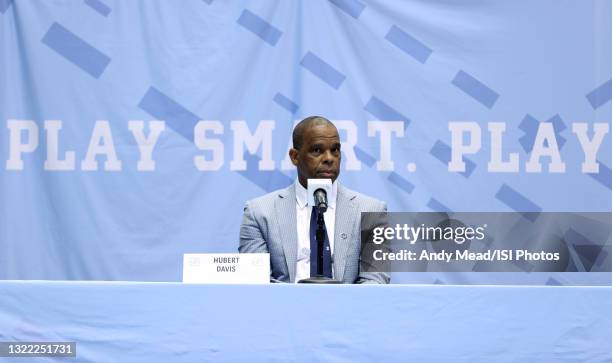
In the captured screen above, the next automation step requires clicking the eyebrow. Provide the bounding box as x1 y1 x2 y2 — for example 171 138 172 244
310 143 341 149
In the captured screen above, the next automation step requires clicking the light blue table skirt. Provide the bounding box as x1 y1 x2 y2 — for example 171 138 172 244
0 282 609 362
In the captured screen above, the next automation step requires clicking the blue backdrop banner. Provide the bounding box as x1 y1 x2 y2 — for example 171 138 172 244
1 0 612 284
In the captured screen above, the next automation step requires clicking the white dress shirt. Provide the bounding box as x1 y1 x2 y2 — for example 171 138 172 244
294 179 337 282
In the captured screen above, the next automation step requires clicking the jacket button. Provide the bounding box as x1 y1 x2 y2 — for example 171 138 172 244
340 233 348 239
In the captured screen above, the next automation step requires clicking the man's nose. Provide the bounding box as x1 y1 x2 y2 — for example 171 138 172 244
322 150 335 164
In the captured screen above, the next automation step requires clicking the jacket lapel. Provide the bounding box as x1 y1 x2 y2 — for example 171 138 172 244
334 185 358 282
275 185 298 282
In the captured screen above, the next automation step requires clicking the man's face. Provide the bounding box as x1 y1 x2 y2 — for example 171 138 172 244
290 123 341 188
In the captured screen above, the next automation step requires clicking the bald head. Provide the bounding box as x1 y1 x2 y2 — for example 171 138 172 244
292 116 336 149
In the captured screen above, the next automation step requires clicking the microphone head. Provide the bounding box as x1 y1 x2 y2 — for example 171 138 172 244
313 188 328 213
314 188 327 197
307 179 332 213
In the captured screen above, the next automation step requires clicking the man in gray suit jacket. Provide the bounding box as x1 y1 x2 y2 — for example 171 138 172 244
239 116 389 284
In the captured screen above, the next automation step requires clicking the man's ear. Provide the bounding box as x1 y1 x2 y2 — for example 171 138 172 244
289 148 299 166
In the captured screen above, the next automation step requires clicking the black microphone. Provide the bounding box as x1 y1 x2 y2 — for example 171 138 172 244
313 188 328 213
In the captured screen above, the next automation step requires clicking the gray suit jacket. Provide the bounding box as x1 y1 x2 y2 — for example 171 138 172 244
239 183 390 284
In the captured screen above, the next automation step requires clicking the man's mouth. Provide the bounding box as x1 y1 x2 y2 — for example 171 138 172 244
316 170 336 178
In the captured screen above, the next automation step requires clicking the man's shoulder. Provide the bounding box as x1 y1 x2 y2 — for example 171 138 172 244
244 184 293 209
339 185 386 210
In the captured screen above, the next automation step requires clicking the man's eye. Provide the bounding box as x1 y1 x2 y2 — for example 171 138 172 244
312 148 321 154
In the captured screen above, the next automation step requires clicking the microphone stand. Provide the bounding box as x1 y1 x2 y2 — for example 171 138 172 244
299 205 341 284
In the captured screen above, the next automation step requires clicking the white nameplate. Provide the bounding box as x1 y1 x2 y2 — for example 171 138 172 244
182 253 270 284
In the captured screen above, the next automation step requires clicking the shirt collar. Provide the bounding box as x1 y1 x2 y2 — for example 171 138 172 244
295 179 337 209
